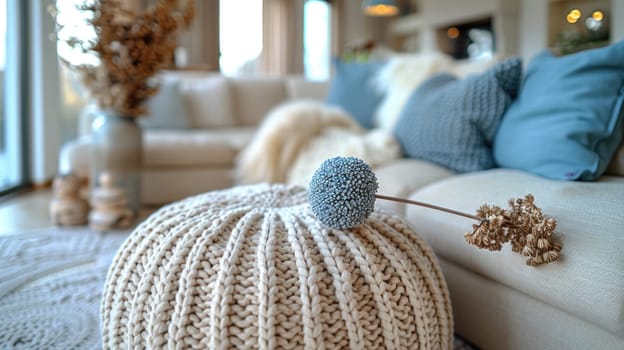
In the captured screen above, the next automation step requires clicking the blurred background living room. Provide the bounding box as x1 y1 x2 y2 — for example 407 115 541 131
1 0 622 228
1 2 624 350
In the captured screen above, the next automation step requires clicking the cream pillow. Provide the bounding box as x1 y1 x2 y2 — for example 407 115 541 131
176 75 234 128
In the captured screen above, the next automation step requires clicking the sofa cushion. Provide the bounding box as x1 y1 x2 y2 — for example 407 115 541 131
139 80 191 129
230 78 288 126
374 158 455 216
326 58 385 129
493 42 624 181
176 74 235 128
393 57 522 172
143 128 256 168
405 168 624 336
286 77 329 101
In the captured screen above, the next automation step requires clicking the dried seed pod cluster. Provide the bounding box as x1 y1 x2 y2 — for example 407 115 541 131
465 194 561 266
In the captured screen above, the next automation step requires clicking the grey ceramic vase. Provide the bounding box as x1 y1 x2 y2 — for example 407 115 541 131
91 110 143 214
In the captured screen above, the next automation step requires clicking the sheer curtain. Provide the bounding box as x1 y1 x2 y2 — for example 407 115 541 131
178 0 220 70
262 0 305 76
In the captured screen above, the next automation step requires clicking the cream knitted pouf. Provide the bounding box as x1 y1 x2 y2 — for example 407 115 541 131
101 184 453 349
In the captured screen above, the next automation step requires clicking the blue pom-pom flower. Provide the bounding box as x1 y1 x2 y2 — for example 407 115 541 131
308 156 379 229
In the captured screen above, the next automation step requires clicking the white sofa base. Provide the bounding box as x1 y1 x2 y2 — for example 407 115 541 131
141 168 234 205
442 259 624 350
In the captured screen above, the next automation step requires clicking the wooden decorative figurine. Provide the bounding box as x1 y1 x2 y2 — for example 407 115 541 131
89 172 134 231
49 173 89 226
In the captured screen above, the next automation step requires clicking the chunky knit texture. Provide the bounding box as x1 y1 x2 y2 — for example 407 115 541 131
394 57 522 173
101 184 453 349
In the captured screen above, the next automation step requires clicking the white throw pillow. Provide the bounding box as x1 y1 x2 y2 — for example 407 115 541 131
176 75 235 128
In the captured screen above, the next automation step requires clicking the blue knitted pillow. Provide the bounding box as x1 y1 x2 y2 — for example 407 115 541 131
393 57 522 172
326 58 385 129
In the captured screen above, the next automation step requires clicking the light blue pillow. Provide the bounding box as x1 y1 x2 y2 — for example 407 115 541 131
393 57 522 172
326 58 385 129
493 41 624 181
139 80 191 129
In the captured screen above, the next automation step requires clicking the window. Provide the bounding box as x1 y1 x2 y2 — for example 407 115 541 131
55 0 96 145
0 0 28 194
303 0 331 81
219 0 263 76
0 0 9 191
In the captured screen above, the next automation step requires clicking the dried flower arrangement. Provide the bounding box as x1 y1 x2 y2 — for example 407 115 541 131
53 0 195 117
465 194 561 266
308 157 562 266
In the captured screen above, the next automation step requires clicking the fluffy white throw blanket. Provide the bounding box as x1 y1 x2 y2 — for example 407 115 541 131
236 100 401 186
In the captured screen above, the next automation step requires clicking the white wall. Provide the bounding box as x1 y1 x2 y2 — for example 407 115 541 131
518 0 549 61
519 0 622 61
612 0 624 42
385 0 620 61
386 0 521 57
336 0 388 48
417 0 501 26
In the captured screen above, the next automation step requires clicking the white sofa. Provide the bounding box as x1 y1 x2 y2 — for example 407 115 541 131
59 70 624 350
374 159 624 350
59 71 329 205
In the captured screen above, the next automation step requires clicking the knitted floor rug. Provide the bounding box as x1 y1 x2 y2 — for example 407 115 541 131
0 227 477 350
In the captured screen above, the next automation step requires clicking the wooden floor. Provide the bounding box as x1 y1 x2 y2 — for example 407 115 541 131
0 188 54 234
0 188 159 235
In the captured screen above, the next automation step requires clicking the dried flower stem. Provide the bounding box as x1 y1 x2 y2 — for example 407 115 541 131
54 0 195 117
375 193 561 266
375 194 483 221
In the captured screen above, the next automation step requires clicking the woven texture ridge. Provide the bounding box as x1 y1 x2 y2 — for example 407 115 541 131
101 183 453 349
0 228 128 350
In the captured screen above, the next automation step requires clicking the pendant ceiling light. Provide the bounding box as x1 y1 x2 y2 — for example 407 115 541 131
362 0 399 17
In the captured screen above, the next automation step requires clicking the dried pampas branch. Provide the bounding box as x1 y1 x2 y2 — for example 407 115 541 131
53 0 195 117
308 157 562 266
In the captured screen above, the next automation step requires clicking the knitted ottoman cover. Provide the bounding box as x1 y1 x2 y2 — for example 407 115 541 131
101 184 453 349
